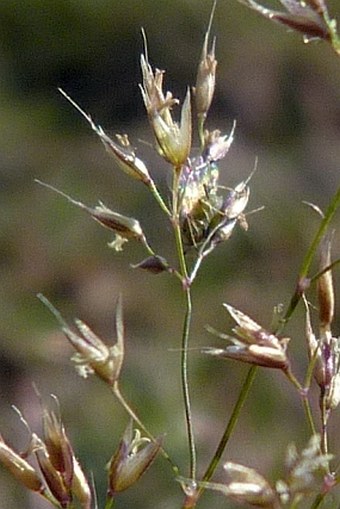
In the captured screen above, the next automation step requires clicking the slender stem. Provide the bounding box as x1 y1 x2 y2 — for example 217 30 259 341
149 180 172 217
201 366 257 485
321 9 340 56
171 166 196 478
188 219 222 284
111 382 179 476
104 496 116 509
278 185 340 332
289 494 303 509
182 287 196 479
302 396 317 436
310 492 327 509
181 365 258 509
320 391 329 456
173 211 196 478
284 368 316 435
310 258 340 285
300 186 340 279
197 114 206 151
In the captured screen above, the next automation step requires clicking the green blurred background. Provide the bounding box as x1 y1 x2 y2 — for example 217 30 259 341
1 1 340 508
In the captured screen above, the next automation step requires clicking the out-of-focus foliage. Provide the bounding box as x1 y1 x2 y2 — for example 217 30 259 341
0 1 340 508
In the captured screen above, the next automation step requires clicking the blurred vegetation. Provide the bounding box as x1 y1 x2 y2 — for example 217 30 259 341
0 1 340 508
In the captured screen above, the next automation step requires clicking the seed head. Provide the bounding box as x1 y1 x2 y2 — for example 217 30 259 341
303 234 340 410
41 401 74 489
186 462 277 507
107 420 162 496
131 255 170 274
35 439 71 508
203 304 289 370
317 234 334 335
39 294 125 387
35 181 145 253
140 48 192 167
222 462 277 507
203 124 235 163
278 434 333 501
239 0 331 42
195 2 217 119
0 436 44 493
71 456 92 509
58 88 152 185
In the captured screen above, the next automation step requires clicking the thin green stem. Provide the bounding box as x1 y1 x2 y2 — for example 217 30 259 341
302 395 317 436
278 185 340 332
197 114 206 151
111 382 179 476
181 287 196 479
322 9 340 56
171 166 196 478
289 494 303 509
310 258 340 285
181 365 258 509
171 168 189 280
310 492 327 509
284 368 316 435
104 496 116 509
201 366 257 485
320 391 329 456
284 368 303 391
149 180 172 217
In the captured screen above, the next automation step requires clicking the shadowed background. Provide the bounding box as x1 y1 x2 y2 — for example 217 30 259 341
1 1 340 508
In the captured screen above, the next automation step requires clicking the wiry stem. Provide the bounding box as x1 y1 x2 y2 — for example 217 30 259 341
111 382 179 476
181 287 196 479
171 165 197 479
320 390 329 456
104 496 116 509
149 179 172 218
200 365 257 486
310 492 327 509
278 185 340 332
182 366 257 508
